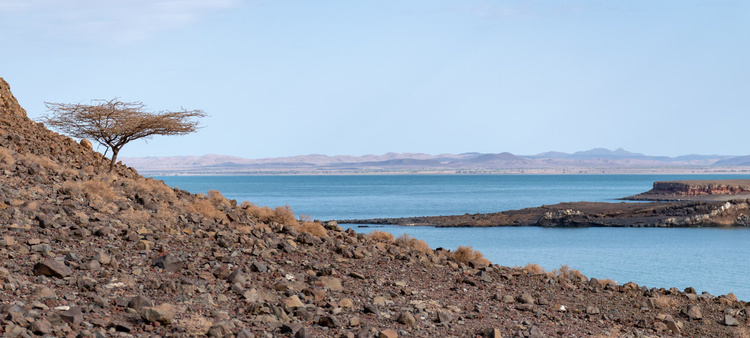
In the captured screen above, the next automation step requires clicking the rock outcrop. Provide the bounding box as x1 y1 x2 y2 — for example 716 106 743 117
342 199 750 228
0 77 748 336
625 179 750 201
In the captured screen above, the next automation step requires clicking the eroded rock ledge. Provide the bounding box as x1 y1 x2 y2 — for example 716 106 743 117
623 179 750 201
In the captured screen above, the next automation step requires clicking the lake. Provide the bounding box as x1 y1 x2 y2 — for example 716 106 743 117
155 174 750 300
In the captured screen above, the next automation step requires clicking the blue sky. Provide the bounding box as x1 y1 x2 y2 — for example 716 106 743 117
1 1 748 158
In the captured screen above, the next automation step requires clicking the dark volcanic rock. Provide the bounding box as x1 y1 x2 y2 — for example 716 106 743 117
33 260 72 278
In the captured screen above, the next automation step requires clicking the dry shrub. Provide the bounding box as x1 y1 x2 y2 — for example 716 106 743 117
296 221 329 237
187 198 225 220
271 205 296 226
60 167 80 179
0 147 15 169
550 265 585 279
451 246 491 266
242 202 275 220
395 234 432 254
241 202 297 226
368 230 395 242
120 177 177 204
153 207 177 223
208 190 231 210
254 222 272 233
522 263 546 275
20 153 59 172
652 295 678 309
119 208 151 227
175 314 213 336
598 278 617 287
68 177 118 201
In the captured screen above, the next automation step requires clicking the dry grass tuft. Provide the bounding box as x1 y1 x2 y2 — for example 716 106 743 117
522 263 546 275
208 190 231 209
549 264 585 279
598 278 617 287
20 153 59 172
395 234 432 254
652 295 678 309
0 147 15 169
241 202 297 226
119 208 151 227
296 221 329 237
368 230 395 242
153 207 177 224
187 198 225 220
67 177 118 201
175 314 213 336
120 177 177 204
451 246 491 266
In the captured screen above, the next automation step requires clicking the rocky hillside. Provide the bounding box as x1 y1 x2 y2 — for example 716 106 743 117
1 77 749 337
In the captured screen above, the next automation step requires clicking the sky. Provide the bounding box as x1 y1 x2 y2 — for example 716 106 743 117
1 0 748 158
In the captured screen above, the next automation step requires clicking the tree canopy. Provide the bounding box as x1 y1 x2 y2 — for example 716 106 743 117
42 99 206 172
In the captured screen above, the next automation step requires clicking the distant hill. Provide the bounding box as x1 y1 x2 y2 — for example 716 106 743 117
714 155 750 166
121 148 747 175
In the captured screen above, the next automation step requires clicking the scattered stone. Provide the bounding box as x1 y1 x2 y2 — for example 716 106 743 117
436 311 453 323
481 328 502 338
516 304 534 311
283 295 305 309
723 315 739 326
250 260 267 272
152 254 184 272
33 260 72 278
586 306 600 315
60 307 83 324
517 293 534 304
139 303 175 324
30 318 52 335
685 305 702 320
397 312 416 326
227 268 246 284
128 295 154 311
665 318 681 334
379 329 398 338
318 315 339 328
339 298 354 308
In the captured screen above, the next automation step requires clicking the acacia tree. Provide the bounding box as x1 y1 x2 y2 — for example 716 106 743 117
42 99 206 172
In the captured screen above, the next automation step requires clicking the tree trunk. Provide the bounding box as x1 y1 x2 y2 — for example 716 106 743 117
109 148 120 173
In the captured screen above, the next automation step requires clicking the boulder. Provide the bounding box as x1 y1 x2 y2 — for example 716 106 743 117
152 255 184 272
139 303 176 324
33 260 72 278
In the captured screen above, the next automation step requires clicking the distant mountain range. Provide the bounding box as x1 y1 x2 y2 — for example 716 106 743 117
120 148 750 175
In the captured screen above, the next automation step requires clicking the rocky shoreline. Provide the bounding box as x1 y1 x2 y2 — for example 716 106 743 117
2 77 750 336
340 180 750 228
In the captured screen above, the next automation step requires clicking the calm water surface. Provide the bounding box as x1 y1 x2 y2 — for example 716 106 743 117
155 174 750 300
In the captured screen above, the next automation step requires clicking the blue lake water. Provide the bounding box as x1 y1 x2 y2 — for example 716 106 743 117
154 174 750 300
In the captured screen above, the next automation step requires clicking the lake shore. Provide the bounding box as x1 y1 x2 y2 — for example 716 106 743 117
340 180 750 228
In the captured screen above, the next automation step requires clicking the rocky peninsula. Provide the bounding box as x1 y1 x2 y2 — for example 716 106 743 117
1 77 749 337
341 181 750 228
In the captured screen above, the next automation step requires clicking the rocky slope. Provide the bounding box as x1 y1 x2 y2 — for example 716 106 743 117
1 77 749 337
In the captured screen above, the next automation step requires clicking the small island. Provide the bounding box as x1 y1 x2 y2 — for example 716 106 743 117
340 180 750 227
